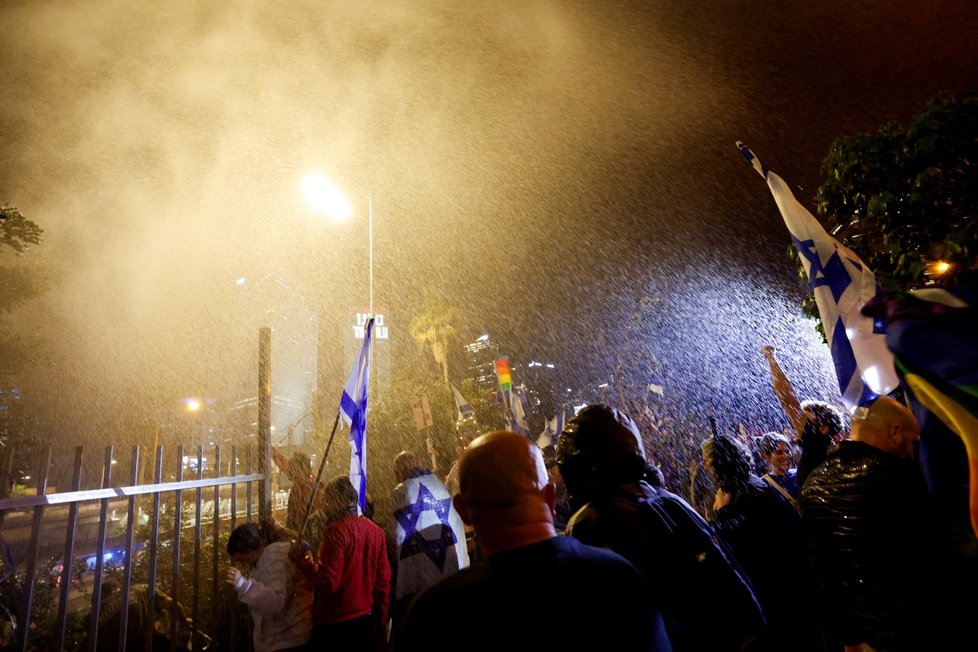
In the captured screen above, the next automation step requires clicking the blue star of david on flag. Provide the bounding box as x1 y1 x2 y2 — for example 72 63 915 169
738 142 899 411
399 526 457 573
393 483 453 542
391 474 470 599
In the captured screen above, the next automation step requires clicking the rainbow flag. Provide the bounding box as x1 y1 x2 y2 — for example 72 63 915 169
862 288 978 536
494 357 512 393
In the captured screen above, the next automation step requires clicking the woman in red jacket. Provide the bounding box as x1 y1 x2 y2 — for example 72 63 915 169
291 475 391 651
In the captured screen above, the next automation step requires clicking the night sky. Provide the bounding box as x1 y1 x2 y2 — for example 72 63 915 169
2 1 978 444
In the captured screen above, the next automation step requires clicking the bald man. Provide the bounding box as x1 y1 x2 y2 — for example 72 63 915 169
801 397 941 651
393 431 672 652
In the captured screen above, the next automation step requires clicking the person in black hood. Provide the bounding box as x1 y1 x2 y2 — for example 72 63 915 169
557 404 765 652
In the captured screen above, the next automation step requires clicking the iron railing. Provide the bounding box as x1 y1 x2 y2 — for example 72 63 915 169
0 442 267 652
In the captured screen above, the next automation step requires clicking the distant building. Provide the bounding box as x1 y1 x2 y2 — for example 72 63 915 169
226 274 317 450
346 309 391 393
464 333 499 391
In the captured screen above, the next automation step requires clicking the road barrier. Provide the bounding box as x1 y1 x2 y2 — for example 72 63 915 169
0 443 264 652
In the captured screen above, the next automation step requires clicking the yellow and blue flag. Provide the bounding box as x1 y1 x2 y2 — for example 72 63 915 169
863 288 978 536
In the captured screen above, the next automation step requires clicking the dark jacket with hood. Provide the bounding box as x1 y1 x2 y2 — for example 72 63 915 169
558 405 765 652
567 480 765 652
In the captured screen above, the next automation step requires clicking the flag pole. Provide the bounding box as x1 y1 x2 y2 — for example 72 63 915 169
297 410 341 543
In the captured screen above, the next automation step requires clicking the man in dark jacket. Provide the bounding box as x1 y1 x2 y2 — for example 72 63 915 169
557 404 765 652
801 396 941 651
395 431 672 652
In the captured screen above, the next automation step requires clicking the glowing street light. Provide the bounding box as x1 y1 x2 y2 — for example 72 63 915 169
301 173 374 316
301 174 353 222
925 259 953 284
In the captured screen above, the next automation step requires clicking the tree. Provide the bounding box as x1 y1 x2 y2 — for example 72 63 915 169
0 205 47 480
0 205 47 375
814 91 978 291
408 300 460 385
0 206 43 254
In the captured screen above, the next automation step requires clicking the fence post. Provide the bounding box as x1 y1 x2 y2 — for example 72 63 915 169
87 445 115 651
18 446 51 652
55 446 84 650
258 326 272 524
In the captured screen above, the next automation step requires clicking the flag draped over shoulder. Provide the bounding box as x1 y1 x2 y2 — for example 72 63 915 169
862 288 978 536
340 317 374 513
390 472 469 603
738 142 899 411
451 384 475 424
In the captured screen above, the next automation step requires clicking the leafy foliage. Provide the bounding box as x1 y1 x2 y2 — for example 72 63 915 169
0 207 42 254
366 344 505 520
0 205 48 471
815 91 978 290
408 300 460 385
0 560 88 651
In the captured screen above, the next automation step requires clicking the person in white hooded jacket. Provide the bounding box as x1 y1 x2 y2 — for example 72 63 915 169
227 523 312 652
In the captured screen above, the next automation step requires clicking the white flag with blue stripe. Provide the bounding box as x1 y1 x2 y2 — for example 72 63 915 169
511 386 532 437
738 142 899 411
451 384 476 423
340 316 374 513
536 409 566 449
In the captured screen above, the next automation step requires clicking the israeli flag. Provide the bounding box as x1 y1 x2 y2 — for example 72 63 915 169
340 316 374 513
536 409 566 449
391 472 469 603
511 386 532 437
451 384 476 423
738 142 899 410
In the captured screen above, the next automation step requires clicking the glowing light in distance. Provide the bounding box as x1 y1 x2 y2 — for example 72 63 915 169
302 174 353 222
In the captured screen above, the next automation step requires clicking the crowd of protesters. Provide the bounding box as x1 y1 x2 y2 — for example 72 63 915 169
208 344 978 652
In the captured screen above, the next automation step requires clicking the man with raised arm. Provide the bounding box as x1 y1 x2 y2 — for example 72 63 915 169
761 346 847 486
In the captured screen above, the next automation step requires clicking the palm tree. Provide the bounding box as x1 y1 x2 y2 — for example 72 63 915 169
409 303 459 385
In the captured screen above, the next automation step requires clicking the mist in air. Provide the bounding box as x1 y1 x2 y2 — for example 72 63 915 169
2 1 977 457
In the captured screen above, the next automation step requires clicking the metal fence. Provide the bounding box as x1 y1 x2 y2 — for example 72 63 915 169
0 442 267 652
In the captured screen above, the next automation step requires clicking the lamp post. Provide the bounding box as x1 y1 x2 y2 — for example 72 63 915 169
301 173 374 316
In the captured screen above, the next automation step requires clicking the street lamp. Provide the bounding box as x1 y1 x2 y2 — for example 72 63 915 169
301 173 374 316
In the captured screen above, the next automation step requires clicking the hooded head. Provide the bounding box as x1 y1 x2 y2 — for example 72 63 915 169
556 404 647 508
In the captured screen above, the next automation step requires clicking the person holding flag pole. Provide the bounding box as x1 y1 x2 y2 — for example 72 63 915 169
290 317 391 650
296 317 376 543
